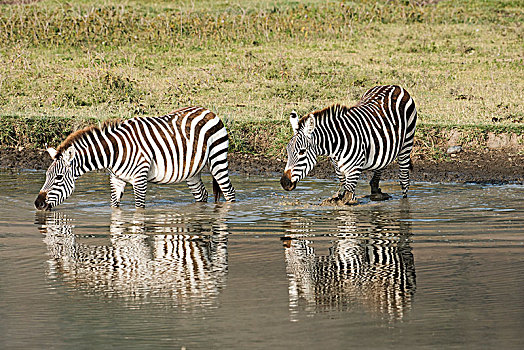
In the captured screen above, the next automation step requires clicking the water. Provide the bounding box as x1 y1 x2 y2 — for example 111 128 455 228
1 170 523 349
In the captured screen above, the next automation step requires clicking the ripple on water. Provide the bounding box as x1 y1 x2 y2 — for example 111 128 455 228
1 172 523 349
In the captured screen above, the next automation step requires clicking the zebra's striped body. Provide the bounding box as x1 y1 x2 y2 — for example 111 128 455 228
280 85 417 204
35 106 235 209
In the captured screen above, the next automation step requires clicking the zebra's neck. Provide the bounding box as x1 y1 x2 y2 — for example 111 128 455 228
310 105 347 157
69 123 119 177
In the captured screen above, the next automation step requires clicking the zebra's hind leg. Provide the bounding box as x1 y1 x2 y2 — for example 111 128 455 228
132 173 148 208
186 174 208 202
209 159 236 202
110 175 126 208
369 170 392 201
398 155 412 198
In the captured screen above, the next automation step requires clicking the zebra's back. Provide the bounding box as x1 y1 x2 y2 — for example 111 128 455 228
123 107 228 184
346 85 417 170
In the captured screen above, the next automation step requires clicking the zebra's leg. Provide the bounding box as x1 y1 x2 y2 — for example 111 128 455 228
186 173 208 202
398 153 412 198
209 156 236 202
339 168 362 205
110 175 127 208
132 168 149 208
369 170 392 201
330 157 345 199
398 143 414 198
321 166 360 206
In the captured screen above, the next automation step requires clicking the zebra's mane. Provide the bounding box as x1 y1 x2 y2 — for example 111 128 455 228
298 104 349 128
56 119 123 156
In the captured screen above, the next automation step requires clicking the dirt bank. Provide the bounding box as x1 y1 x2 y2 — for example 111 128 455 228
228 151 523 184
1 147 522 185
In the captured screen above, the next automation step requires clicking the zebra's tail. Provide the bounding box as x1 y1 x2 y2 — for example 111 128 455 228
213 177 223 203
409 158 413 171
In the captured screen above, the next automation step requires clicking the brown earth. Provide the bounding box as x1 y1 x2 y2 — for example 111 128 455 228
229 151 523 184
2 147 522 185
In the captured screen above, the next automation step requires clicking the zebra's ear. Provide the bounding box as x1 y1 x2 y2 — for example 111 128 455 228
62 146 76 165
304 114 316 137
47 147 57 159
290 111 299 134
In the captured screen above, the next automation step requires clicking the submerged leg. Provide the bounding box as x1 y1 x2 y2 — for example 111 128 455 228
186 173 208 202
321 164 361 206
209 154 236 202
340 167 361 204
132 166 150 208
369 170 391 201
398 148 413 198
329 158 345 199
110 175 126 208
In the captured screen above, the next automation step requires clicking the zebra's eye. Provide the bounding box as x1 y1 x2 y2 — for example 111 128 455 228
298 149 306 156
56 174 63 181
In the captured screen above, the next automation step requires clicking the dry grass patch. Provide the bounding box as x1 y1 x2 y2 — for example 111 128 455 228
0 0 522 153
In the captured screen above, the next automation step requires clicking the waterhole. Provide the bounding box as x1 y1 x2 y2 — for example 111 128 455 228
1 170 523 349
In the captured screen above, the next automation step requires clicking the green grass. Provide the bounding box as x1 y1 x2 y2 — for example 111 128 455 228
0 0 522 154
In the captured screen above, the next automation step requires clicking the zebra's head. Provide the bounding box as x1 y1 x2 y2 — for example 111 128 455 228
35 146 77 210
281 111 317 191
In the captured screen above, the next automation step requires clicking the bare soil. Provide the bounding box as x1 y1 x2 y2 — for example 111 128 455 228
3 147 521 185
228 151 523 184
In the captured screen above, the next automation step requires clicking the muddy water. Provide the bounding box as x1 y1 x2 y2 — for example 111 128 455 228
1 170 523 349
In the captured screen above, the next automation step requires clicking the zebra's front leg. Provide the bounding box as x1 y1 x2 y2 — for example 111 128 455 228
110 175 126 208
369 170 392 201
329 157 345 200
186 174 208 202
338 165 366 205
321 167 360 206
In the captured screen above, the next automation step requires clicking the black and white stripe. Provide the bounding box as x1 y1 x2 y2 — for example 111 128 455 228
284 236 416 320
280 85 417 203
35 106 235 209
38 211 229 305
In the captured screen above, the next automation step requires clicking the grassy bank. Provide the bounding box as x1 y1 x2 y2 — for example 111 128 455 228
1 115 522 162
0 0 522 156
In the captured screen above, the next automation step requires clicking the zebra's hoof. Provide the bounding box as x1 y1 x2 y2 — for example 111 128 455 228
320 192 358 206
340 191 358 206
321 191 344 206
320 197 337 206
369 192 392 201
321 197 344 206
321 197 357 206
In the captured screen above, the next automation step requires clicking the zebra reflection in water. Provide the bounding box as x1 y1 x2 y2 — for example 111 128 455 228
282 205 416 321
36 207 229 309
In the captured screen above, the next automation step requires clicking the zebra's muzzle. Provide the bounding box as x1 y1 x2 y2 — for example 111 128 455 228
280 171 297 191
35 192 51 211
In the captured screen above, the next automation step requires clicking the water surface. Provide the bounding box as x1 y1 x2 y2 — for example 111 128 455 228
1 170 523 349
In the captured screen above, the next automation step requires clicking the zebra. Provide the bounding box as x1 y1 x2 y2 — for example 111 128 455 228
34 106 236 210
280 85 417 205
